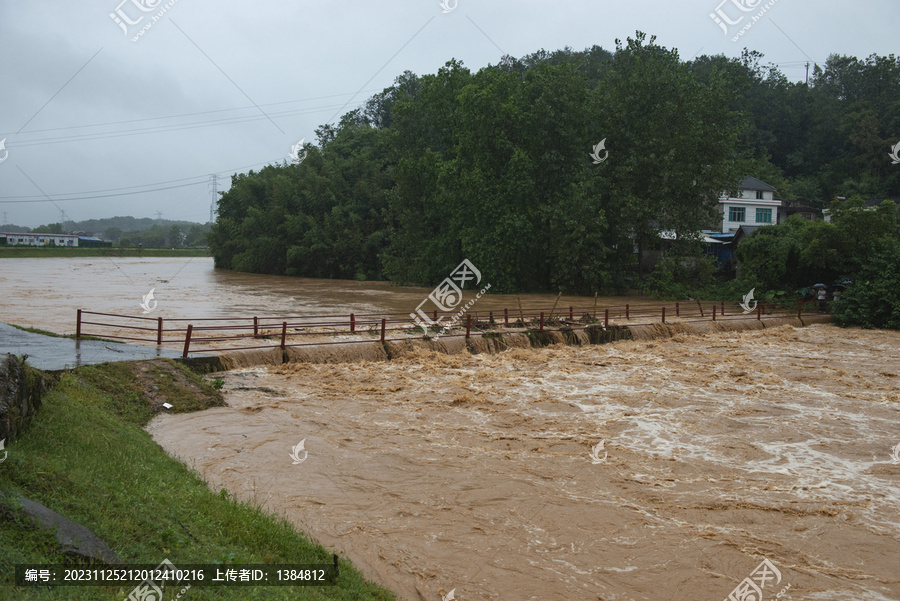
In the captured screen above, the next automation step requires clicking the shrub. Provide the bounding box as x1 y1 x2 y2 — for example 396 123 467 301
832 239 900 329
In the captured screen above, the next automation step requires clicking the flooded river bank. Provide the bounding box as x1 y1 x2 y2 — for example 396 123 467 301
4 257 899 600
149 324 900 601
0 257 659 336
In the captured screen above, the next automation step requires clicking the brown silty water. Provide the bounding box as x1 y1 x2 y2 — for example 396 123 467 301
5 258 898 600
0 257 675 349
147 324 900 601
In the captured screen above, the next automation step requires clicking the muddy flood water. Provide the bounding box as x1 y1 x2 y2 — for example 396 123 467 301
150 326 900 601
0 257 661 336
3 258 900 600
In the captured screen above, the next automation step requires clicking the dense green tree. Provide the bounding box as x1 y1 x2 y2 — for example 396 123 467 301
598 33 746 282
206 38 899 302
32 223 64 234
104 226 123 243
731 196 899 327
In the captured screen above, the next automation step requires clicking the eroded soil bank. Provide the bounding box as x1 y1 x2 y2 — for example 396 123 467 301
149 324 900 601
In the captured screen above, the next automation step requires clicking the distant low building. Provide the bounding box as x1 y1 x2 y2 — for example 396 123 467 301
778 199 822 223
1 232 79 246
717 176 781 232
77 236 113 248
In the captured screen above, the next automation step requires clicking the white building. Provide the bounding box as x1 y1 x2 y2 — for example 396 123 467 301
1 232 79 246
718 176 780 232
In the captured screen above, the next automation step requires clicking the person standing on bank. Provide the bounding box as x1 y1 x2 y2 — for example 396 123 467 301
818 287 828 312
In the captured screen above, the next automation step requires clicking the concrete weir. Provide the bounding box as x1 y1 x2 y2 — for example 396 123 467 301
179 315 833 372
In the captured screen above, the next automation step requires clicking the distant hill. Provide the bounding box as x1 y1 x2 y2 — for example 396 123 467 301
7 216 205 236
0 224 31 233
4 216 210 247
66 216 205 235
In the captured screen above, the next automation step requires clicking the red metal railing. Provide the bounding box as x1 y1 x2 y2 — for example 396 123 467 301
76 298 823 359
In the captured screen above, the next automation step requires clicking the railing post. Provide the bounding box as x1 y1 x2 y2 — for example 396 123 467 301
757 302 762 321
797 298 802 319
350 313 355 333
662 307 666 324
157 317 163 345
253 316 259 337
569 306 574 321
721 300 725 316
504 308 509 326
280 322 287 349
433 310 438 322
76 309 82 339
182 324 193 358
626 304 629 320
604 309 609 330
712 305 717 322
380 318 386 342
676 301 680 317
540 312 544 333
466 315 471 339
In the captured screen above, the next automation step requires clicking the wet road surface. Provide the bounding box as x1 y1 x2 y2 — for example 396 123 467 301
0 322 189 371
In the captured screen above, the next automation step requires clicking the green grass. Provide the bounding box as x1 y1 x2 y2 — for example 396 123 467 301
0 361 395 601
0 247 209 259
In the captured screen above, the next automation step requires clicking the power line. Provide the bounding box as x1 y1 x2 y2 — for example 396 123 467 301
0 157 285 203
0 181 207 204
2 89 381 138
5 102 348 149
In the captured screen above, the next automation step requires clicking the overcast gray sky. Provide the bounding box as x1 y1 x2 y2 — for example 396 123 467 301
0 0 896 228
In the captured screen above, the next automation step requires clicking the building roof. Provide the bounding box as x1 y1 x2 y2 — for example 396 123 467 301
0 232 76 237
739 176 777 192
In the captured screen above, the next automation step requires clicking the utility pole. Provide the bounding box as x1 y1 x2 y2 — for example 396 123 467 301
156 211 163 222
208 174 218 224
805 62 810 85
1 212 7 226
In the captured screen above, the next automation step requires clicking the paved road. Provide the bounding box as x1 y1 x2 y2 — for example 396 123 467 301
0 322 189 371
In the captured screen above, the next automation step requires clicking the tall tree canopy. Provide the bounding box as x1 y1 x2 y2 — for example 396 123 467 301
209 35 899 295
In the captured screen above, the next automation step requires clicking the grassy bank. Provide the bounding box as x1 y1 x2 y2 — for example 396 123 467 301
0 359 394 601
0 247 210 259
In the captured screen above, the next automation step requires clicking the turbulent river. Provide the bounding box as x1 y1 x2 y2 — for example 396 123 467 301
0 257 660 334
3 257 899 600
